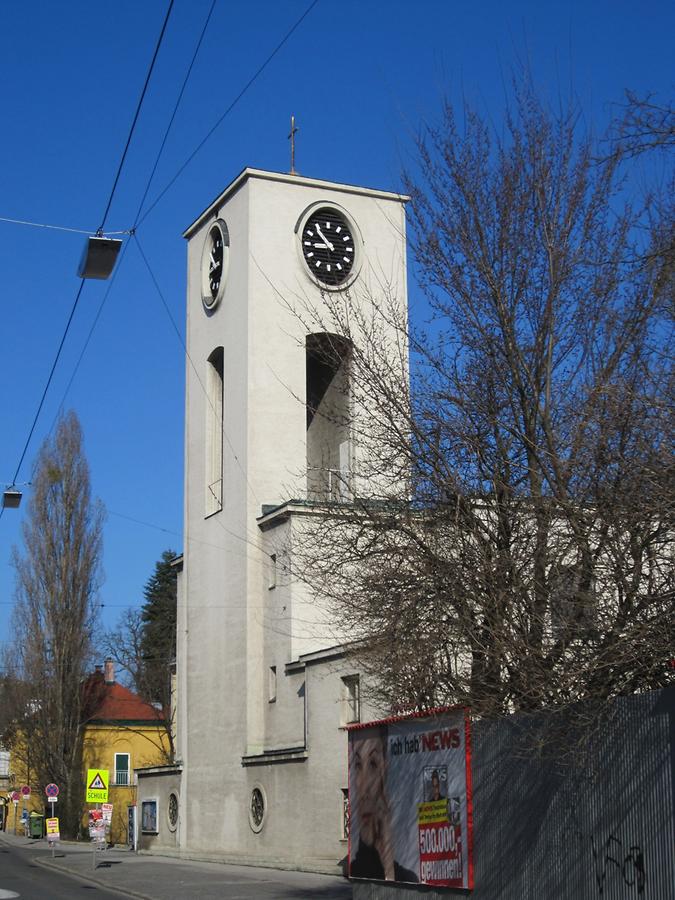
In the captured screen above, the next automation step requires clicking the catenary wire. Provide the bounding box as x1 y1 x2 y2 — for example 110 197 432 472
46 1 217 434
47 240 131 438
136 0 321 228
97 0 175 234
0 280 87 524
0 215 127 236
132 0 217 229
0 3 176 522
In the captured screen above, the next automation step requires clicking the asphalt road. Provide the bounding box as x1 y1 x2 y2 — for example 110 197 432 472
0 841 124 900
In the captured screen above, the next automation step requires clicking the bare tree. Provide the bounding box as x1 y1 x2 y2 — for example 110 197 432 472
611 90 675 159
289 85 674 743
3 411 104 836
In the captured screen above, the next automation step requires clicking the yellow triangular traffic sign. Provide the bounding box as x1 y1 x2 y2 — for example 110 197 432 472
88 772 106 790
85 768 109 802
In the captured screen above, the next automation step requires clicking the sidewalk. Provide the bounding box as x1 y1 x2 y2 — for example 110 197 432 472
0 831 352 900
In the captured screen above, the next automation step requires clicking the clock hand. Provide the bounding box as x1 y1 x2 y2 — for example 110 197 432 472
315 224 334 251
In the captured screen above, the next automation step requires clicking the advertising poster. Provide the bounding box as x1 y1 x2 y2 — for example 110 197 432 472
46 817 60 842
348 707 473 889
88 808 105 842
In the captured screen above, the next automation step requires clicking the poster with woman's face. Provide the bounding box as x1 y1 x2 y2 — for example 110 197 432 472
348 708 473 889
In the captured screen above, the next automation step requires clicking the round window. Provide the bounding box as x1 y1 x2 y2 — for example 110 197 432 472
248 785 266 833
167 792 179 832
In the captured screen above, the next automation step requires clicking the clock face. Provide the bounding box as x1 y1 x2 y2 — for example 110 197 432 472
301 208 355 286
201 219 229 309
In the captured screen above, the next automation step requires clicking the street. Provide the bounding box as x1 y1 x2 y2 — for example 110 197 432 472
0 840 122 900
0 834 352 900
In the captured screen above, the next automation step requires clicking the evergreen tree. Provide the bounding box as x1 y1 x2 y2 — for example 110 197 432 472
139 549 178 706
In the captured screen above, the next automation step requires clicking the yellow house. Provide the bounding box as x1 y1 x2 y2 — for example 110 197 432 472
0 738 45 835
82 660 170 844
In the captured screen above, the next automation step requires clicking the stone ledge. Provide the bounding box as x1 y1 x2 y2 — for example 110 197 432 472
241 747 308 766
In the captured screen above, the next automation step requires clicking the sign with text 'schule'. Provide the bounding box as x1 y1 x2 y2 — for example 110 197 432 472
86 769 109 803
348 707 473 889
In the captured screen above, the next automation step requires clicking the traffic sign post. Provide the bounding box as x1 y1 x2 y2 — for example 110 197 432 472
19 785 31 836
85 770 109 869
45 783 60 852
46 816 60 858
11 791 20 835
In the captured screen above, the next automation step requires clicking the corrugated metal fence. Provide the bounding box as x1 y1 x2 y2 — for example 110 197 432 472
354 687 675 900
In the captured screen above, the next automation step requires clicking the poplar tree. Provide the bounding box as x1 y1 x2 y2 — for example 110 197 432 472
6 411 103 836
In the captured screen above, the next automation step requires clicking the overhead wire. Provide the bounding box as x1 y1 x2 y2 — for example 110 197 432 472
136 0 321 228
0 0 176 524
46 239 131 437
3 0 321 565
0 215 127 236
0 280 87 524
131 0 217 229
45 0 216 434
97 0 175 234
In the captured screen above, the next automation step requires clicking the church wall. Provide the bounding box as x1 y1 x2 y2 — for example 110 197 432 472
181 181 253 851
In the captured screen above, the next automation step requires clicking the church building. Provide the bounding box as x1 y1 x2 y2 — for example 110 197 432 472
137 168 409 871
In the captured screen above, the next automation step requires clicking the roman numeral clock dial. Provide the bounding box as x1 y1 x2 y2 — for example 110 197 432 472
301 207 356 287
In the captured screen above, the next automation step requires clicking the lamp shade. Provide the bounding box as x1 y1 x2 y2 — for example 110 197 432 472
78 236 122 279
2 489 22 509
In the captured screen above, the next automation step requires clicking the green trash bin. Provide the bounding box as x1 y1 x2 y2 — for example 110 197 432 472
29 812 44 839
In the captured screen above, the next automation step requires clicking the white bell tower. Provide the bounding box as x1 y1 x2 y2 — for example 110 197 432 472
176 168 408 868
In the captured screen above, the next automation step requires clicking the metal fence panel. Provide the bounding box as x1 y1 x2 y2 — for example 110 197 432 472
353 687 674 900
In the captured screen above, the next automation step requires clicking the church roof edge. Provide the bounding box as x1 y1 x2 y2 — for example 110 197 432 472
183 167 409 239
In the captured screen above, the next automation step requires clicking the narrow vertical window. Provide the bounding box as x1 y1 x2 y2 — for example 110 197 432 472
206 347 224 515
114 752 130 786
268 553 277 590
268 666 277 703
341 675 360 724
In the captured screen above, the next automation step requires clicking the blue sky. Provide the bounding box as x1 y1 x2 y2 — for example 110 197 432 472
0 0 672 654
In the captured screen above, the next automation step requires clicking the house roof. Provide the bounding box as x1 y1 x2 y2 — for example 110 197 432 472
83 671 165 725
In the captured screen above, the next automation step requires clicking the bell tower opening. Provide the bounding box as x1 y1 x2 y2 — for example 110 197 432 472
306 332 352 502
205 346 224 515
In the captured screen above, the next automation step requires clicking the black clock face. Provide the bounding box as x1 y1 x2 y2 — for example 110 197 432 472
302 208 355 286
201 219 229 309
208 226 224 300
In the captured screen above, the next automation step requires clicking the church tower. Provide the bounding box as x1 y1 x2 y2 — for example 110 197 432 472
174 169 408 868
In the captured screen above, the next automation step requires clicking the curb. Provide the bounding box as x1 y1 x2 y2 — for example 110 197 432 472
34 854 153 900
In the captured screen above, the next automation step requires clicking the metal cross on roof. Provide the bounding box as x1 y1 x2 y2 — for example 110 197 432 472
288 115 298 175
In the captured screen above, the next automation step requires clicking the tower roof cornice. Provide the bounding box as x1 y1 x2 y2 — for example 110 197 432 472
183 167 409 239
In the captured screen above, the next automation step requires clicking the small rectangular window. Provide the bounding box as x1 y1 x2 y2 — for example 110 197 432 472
268 666 277 703
114 752 130 786
341 675 360 725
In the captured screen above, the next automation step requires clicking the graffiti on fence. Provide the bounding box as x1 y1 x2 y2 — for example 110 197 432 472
589 833 646 896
